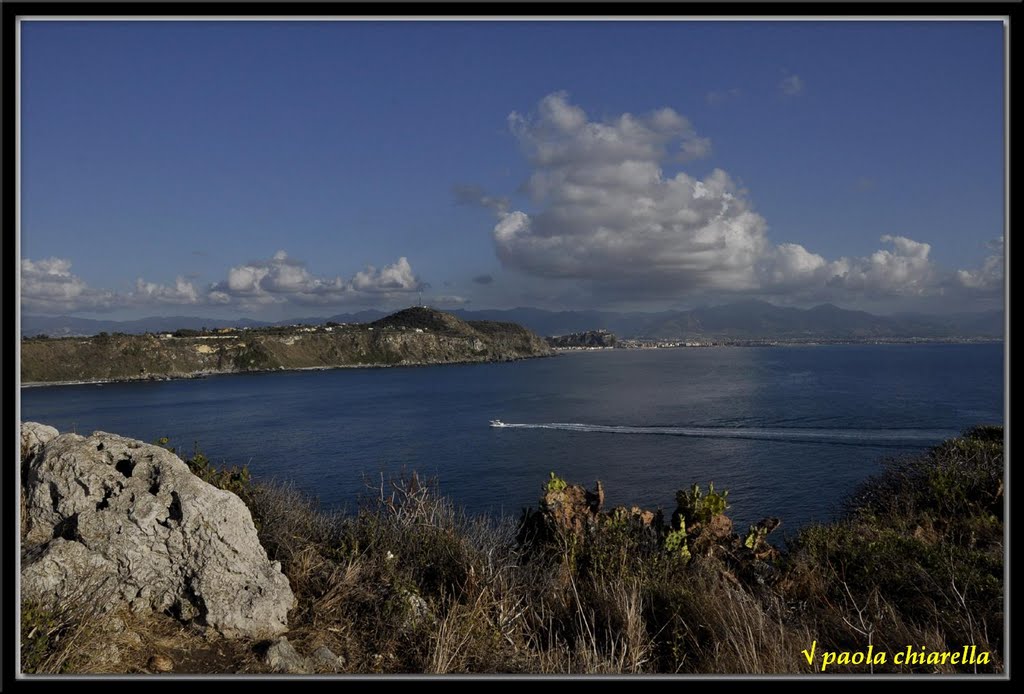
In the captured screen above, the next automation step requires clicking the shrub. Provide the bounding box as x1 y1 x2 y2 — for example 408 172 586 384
545 472 567 493
674 482 729 526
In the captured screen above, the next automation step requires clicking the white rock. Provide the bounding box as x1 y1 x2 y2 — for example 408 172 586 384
21 426 295 638
20 422 59 466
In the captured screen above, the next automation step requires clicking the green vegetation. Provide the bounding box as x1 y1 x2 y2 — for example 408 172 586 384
663 520 691 562
674 482 729 526
21 601 66 674
231 341 278 371
23 426 1003 674
545 471 568 493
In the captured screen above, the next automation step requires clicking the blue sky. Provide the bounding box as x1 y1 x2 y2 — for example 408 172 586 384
20 19 1005 319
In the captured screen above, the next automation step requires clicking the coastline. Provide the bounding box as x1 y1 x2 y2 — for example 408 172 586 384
553 338 1003 354
19 352 559 389
22 337 1002 387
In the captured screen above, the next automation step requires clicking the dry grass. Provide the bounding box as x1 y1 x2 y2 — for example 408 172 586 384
21 572 122 674
21 428 1004 675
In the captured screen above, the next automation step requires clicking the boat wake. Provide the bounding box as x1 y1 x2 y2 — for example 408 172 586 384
489 421 957 447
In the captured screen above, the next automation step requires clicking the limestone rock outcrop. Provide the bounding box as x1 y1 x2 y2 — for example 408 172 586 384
20 421 58 467
20 424 294 638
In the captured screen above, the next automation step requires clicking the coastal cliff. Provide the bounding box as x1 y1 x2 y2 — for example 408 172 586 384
21 307 553 384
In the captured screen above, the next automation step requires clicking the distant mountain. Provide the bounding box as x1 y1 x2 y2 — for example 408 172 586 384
888 310 1006 338
21 303 1003 340
450 308 672 338
638 301 1003 340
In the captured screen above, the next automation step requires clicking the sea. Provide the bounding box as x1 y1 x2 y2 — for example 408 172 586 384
20 343 1004 537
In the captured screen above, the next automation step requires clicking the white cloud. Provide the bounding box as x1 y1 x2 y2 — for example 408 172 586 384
537 90 587 131
779 74 804 96
759 236 952 299
221 251 330 296
956 237 1004 292
493 92 771 296
210 252 424 307
132 276 200 304
22 252 427 315
21 257 117 313
759 243 831 289
351 257 421 293
828 235 936 296
485 92 998 307
226 264 270 295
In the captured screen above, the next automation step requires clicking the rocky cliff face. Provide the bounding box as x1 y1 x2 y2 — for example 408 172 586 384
21 307 553 384
20 423 295 638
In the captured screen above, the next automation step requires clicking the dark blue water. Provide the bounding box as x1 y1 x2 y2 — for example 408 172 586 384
20 344 1004 534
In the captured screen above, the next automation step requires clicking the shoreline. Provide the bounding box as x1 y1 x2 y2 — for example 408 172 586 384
20 352 558 389
20 337 1002 387
553 338 1003 354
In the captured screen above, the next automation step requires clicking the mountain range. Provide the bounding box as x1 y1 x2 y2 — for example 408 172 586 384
21 300 1003 341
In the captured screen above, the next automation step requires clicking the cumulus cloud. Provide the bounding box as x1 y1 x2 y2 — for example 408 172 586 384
352 257 421 293
21 258 117 313
493 92 769 296
21 258 209 313
209 251 348 306
482 92 1001 307
956 237 1004 293
210 252 425 307
758 243 832 291
760 235 946 299
472 274 494 285
132 276 200 304
779 74 804 96
22 252 427 314
830 235 937 296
